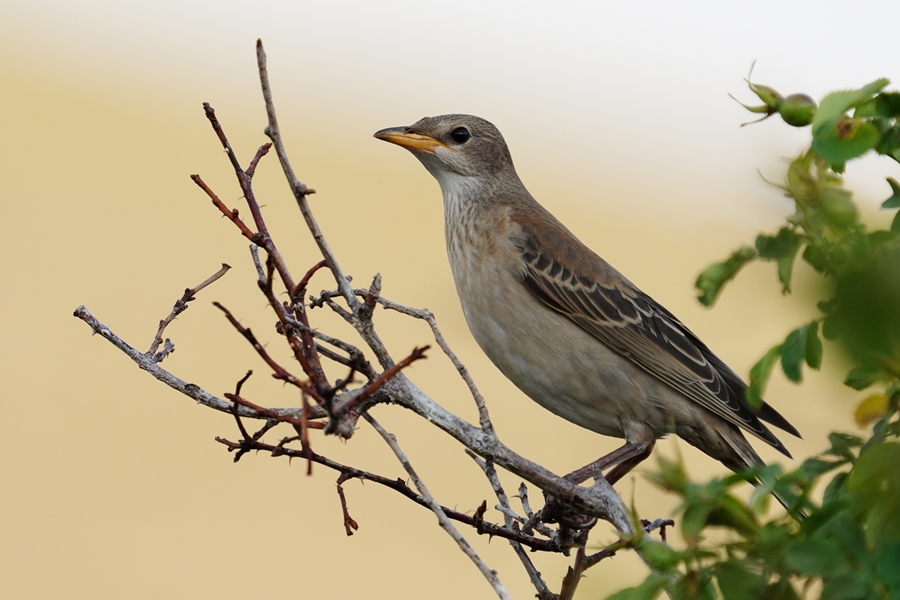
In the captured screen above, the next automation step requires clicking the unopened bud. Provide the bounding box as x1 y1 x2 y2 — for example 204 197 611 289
779 94 817 127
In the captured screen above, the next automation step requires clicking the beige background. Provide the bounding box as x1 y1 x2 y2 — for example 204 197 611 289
3 1 899 598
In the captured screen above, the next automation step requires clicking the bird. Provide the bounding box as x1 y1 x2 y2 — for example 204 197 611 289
374 114 800 502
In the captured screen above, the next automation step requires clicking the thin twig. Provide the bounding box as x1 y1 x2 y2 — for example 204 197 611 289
467 451 555 599
292 259 328 302
337 346 429 416
74 306 315 422
147 263 231 357
363 414 511 600
224 392 325 429
256 40 360 317
199 104 329 396
314 288 493 432
213 433 558 550
213 301 323 402
191 174 256 241
246 143 272 178
336 472 360 536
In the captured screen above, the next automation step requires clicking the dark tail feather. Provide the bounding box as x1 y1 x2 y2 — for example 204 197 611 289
722 430 806 519
754 401 802 439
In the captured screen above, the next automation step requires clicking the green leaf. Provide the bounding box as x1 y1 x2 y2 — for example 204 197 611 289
777 251 801 293
812 78 890 135
875 541 900 589
756 227 801 259
848 442 900 549
681 501 714 541
766 577 802 600
823 472 849 505
806 321 823 369
827 432 865 459
781 325 808 382
822 313 840 340
672 570 717 600
844 364 889 390
821 571 875 600
747 345 782 408
715 560 761 600
876 92 900 117
892 210 900 234
883 177 900 209
876 126 900 164
784 538 846 576
649 452 689 492
756 228 802 292
803 243 829 273
608 572 670 600
695 246 757 306
708 495 760 537
636 539 685 571
813 118 881 165
801 457 838 479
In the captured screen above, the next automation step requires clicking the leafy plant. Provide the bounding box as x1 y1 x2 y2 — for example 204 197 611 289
619 73 900 599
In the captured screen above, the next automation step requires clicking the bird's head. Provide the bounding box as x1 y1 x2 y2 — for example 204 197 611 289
374 115 516 188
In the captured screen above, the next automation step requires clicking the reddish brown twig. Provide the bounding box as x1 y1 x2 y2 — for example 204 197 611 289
147 263 232 358
214 434 559 551
336 472 360 536
224 391 326 430
212 301 326 404
337 345 430 416
246 143 272 178
191 174 256 241
300 391 314 475
199 103 329 396
257 256 324 391
229 371 256 443
202 103 271 240
292 259 328 302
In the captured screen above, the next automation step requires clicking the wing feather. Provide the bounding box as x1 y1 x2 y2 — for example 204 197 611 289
516 227 798 455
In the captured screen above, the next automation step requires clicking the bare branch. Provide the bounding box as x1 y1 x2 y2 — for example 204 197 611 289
74 306 313 422
314 287 494 431
191 174 256 240
246 143 272 178
468 451 556 599
212 301 323 402
147 262 231 357
256 40 359 315
363 414 511 600
336 345 429 417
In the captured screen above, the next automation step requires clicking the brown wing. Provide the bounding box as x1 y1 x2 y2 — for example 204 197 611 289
513 217 797 456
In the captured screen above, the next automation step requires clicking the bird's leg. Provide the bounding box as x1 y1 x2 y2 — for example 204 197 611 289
601 440 655 485
564 440 655 485
535 441 655 538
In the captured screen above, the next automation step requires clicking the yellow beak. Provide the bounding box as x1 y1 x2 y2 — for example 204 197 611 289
373 127 448 153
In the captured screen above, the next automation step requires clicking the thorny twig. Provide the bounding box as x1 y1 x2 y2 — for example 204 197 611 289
313 287 494 431
213 301 323 402
467 451 555 600
214 424 560 551
147 263 231 359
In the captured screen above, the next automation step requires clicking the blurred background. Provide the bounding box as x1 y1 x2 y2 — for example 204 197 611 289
3 1 899 598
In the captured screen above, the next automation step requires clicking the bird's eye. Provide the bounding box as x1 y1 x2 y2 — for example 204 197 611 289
450 127 470 144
